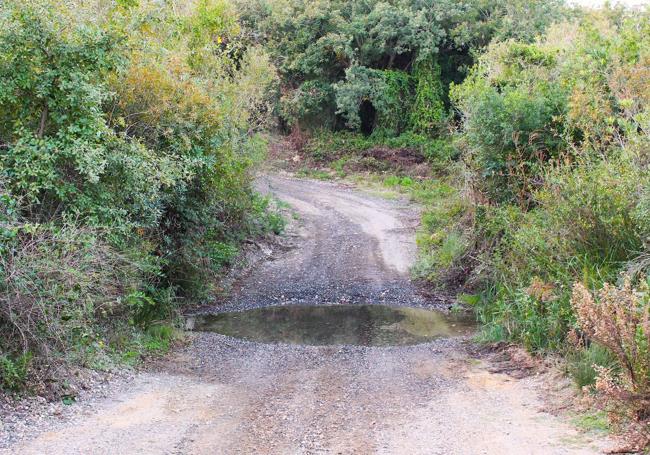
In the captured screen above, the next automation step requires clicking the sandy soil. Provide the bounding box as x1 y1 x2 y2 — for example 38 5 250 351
2 175 612 454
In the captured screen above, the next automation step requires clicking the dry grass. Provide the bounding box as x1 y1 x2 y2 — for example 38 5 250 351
0 225 140 388
572 278 650 451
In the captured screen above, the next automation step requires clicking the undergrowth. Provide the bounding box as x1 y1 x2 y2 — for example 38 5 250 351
0 0 280 394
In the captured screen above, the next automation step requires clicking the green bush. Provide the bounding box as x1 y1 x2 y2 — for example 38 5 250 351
281 80 335 129
378 70 415 135
0 352 32 392
0 224 149 364
0 0 279 390
413 178 471 283
566 344 617 389
410 58 446 135
142 324 176 353
427 9 650 354
451 56 567 206
236 0 562 136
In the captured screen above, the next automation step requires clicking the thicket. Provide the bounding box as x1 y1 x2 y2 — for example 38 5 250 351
436 8 650 347
415 7 650 443
235 0 563 137
0 0 278 392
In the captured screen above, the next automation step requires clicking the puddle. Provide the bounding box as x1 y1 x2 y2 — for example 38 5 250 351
186 305 475 346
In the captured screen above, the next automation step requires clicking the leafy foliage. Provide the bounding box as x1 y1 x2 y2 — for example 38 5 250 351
0 0 278 391
235 0 563 135
419 8 650 353
409 59 446 135
0 352 32 392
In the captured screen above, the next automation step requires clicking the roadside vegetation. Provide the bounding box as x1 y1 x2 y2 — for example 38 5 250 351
2 0 649 448
235 0 650 447
0 0 279 395
449 11 650 448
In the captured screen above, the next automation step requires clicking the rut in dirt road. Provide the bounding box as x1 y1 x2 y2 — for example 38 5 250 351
3 175 612 455
217 175 428 312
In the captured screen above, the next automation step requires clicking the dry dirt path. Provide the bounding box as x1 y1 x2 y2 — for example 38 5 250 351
2 175 612 454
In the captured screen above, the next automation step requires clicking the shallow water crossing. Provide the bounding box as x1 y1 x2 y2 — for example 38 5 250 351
187 305 475 346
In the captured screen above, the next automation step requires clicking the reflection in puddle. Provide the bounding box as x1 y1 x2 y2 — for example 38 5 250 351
187 305 475 346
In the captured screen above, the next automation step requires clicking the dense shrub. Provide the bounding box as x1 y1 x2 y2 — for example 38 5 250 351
409 59 446 135
0 0 278 390
421 8 650 351
0 224 146 370
235 0 562 136
450 41 568 207
566 343 617 391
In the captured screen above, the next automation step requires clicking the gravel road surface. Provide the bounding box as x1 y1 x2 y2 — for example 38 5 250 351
1 176 611 454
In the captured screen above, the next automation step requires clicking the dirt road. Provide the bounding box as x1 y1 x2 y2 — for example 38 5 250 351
3 176 611 454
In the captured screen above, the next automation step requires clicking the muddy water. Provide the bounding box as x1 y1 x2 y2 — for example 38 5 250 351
187 305 475 346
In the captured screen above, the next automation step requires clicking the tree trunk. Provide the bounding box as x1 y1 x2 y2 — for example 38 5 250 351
37 103 48 139
387 52 396 69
